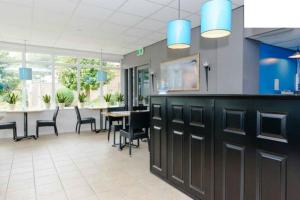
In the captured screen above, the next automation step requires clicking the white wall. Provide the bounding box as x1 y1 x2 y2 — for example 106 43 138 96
0 108 103 139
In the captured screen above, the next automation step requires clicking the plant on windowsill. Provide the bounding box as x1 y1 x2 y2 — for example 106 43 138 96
5 92 18 110
103 93 112 106
78 92 87 108
42 94 51 109
56 93 67 109
115 92 124 106
138 95 144 106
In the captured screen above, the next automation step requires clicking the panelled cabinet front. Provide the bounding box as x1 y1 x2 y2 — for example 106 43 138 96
214 98 300 200
150 97 167 178
167 97 213 200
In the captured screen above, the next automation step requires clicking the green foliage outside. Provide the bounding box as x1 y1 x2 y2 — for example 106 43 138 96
57 57 116 98
55 87 74 106
0 51 21 98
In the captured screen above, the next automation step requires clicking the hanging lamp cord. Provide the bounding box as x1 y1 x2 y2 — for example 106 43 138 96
178 0 181 19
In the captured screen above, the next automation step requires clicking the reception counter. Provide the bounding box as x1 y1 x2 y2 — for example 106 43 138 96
150 95 300 200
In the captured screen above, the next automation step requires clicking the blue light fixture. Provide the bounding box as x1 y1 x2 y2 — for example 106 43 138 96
19 67 32 80
97 71 107 82
201 0 232 38
167 0 191 49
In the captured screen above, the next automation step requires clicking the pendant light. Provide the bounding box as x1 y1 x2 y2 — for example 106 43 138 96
200 0 232 38
19 40 32 80
289 48 300 59
97 49 107 82
167 0 191 49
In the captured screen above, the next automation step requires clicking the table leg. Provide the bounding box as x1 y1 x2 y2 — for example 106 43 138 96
95 109 105 133
15 112 37 141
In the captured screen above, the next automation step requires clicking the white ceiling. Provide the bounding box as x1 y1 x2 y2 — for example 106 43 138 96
248 28 300 51
0 0 244 56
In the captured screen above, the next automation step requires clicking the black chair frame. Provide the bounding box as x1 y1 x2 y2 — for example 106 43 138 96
0 122 17 141
75 106 96 134
36 106 59 137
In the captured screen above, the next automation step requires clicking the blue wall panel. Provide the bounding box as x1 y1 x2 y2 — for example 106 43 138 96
259 43 297 94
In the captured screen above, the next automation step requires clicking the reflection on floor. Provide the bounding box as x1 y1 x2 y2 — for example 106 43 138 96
0 132 191 200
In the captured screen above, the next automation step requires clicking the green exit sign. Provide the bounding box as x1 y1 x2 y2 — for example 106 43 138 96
136 48 144 56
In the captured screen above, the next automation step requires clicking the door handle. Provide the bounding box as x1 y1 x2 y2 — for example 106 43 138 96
154 126 161 130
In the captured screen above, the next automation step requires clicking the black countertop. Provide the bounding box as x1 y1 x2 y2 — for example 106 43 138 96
150 94 300 99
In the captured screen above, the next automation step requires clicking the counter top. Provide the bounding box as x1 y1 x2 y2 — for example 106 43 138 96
150 94 300 99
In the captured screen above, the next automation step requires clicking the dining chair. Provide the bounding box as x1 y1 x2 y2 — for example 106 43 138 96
75 106 96 134
36 106 59 137
119 111 150 156
0 122 17 141
106 107 125 142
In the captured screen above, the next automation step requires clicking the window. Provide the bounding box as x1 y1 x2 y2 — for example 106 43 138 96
54 56 78 107
0 49 121 109
26 53 52 108
0 51 22 109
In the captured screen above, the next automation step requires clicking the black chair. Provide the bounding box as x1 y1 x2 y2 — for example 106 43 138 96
106 107 125 142
132 105 148 111
36 106 59 137
75 106 96 134
0 122 17 141
119 111 150 156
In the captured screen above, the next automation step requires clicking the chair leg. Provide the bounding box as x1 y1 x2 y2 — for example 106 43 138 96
54 125 58 136
36 125 39 138
137 139 140 148
108 125 111 142
75 122 78 133
94 122 96 132
90 122 93 132
13 127 17 141
119 134 122 150
78 123 81 134
129 138 132 156
113 128 116 146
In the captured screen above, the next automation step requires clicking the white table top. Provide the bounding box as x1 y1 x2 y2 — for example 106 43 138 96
2 108 46 113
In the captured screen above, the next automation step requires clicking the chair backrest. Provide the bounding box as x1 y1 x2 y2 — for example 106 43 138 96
132 105 148 111
52 106 59 122
74 106 81 121
129 111 150 130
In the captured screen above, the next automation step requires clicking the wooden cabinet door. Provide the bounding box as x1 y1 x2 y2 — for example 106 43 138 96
214 98 256 200
167 97 186 189
215 98 300 200
150 97 167 178
185 98 214 200
253 99 300 200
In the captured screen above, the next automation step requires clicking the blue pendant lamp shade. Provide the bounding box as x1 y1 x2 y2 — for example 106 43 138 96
201 0 232 38
97 71 107 82
19 67 32 80
167 19 191 49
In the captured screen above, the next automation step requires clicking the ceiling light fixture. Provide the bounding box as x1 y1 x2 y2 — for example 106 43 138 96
289 48 300 59
167 0 191 49
200 0 232 39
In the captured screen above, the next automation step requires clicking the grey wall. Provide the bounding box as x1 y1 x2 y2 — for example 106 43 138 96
121 7 260 95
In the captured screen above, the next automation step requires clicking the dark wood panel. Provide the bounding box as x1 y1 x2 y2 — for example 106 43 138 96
256 150 287 200
170 129 185 184
150 97 167 178
223 143 245 200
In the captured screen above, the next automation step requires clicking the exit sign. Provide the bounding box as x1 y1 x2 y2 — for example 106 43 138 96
136 48 144 56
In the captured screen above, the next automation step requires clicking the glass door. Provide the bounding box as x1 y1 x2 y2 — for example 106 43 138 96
137 66 149 105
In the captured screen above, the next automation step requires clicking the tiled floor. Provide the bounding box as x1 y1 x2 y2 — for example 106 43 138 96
0 132 192 200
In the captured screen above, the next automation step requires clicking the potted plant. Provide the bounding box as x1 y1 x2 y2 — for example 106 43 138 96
103 93 112 106
78 92 87 108
42 94 51 109
56 93 66 109
138 95 144 105
115 92 124 106
5 92 18 110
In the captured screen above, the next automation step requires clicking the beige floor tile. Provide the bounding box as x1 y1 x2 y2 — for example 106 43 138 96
0 132 191 200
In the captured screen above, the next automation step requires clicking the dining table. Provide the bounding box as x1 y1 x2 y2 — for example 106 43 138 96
86 106 109 133
4 108 45 141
